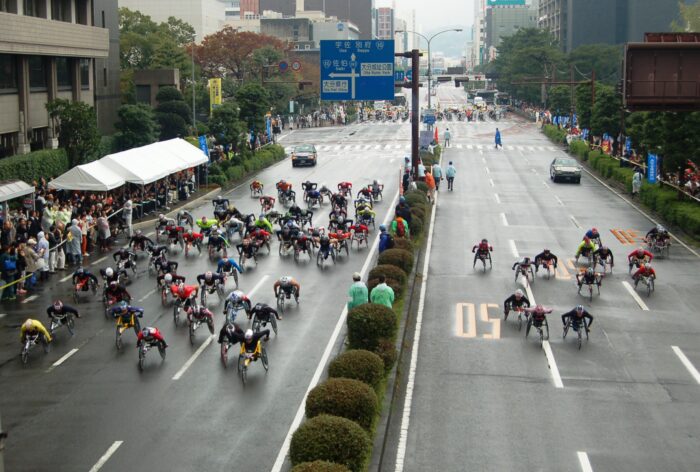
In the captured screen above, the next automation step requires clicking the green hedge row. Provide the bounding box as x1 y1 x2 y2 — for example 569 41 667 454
0 149 69 183
208 144 286 188
289 190 433 471
543 124 567 144
542 131 700 240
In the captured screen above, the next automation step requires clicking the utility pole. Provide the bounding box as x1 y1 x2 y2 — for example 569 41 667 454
396 49 423 179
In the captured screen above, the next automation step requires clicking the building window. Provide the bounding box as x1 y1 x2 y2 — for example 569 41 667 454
79 58 90 90
0 55 18 94
23 0 46 18
56 57 72 90
102 67 106 87
135 84 151 104
101 9 105 27
28 56 47 91
75 0 88 25
1 0 18 13
51 0 70 22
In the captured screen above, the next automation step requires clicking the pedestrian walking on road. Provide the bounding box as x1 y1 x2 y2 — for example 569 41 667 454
444 128 451 148
632 168 642 197
446 161 457 191
425 170 436 203
347 272 368 311
432 162 443 191
123 199 133 237
370 275 395 309
495 128 502 150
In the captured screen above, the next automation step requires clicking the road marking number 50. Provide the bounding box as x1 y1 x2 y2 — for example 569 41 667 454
455 303 501 340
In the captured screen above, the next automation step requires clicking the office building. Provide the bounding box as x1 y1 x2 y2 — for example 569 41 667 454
240 0 258 18
472 0 487 66
485 2 536 58
0 0 112 157
259 0 295 16
118 0 226 41
93 0 121 134
539 0 693 53
375 7 393 40
305 0 374 39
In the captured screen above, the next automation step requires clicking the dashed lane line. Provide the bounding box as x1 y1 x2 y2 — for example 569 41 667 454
172 335 214 380
525 281 564 389
577 451 594 472
21 294 38 304
50 348 79 368
509 239 519 258
494 193 501 204
570 215 581 228
89 441 123 472
621 281 650 311
671 346 700 384
500 213 509 227
555 195 565 206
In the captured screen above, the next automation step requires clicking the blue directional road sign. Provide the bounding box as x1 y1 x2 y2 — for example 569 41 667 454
395 70 405 82
320 40 395 101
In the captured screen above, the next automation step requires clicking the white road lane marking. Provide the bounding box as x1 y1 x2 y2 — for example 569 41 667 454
509 240 519 258
500 213 509 226
374 144 381 150
172 335 214 380
481 157 486 164
485 167 491 174
477 145 483 150
621 281 650 311
542 181 550 188
271 191 402 472
456 144 463 149
494 193 501 204
570 215 581 228
247 274 269 298
146 232 154 237
137 289 157 303
525 280 564 389
577 451 594 472
672 346 700 384
60 273 73 282
89 441 123 472
51 348 79 368
395 173 439 472
467 144 473 150
543 341 565 389
555 195 565 206
489 179 495 187
93 256 107 265
21 294 38 304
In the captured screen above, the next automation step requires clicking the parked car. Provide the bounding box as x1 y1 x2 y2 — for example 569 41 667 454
550 157 582 183
291 144 317 167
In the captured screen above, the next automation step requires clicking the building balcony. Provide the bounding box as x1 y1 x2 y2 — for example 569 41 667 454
0 12 108 57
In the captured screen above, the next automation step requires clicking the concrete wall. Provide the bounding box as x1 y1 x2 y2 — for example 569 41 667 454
0 11 108 57
93 0 120 134
0 95 20 133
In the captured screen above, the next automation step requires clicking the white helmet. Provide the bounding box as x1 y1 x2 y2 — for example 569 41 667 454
23 320 33 331
105 267 113 277
244 329 253 340
280 276 292 285
159 213 165 220
164 273 173 284
515 289 523 298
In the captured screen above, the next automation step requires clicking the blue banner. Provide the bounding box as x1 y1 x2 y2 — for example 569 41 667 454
625 137 632 153
198 135 209 158
647 153 658 184
266 117 272 140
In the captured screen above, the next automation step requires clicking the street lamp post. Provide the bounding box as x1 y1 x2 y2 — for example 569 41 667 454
395 28 463 110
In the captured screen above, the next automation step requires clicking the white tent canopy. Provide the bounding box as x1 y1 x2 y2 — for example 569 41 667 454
0 180 34 202
48 161 125 191
100 138 207 185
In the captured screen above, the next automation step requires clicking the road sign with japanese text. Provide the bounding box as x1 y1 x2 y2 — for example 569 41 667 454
320 40 395 101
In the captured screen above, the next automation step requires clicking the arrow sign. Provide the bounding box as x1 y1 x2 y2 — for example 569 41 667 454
320 40 395 101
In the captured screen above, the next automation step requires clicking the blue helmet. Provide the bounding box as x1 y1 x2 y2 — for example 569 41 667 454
379 224 387 232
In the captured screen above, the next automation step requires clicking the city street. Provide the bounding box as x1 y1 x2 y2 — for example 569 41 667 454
382 84 700 472
0 120 409 471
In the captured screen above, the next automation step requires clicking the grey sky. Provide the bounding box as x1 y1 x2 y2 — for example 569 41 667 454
376 0 474 33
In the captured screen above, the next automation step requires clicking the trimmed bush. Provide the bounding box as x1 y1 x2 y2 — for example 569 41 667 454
290 415 371 472
415 181 429 194
410 205 427 221
404 193 427 210
378 248 414 274
368 264 408 287
569 140 589 160
306 378 378 431
409 214 424 238
374 338 398 373
0 149 69 183
292 461 351 472
347 303 397 350
392 237 412 251
543 124 567 143
328 350 385 391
